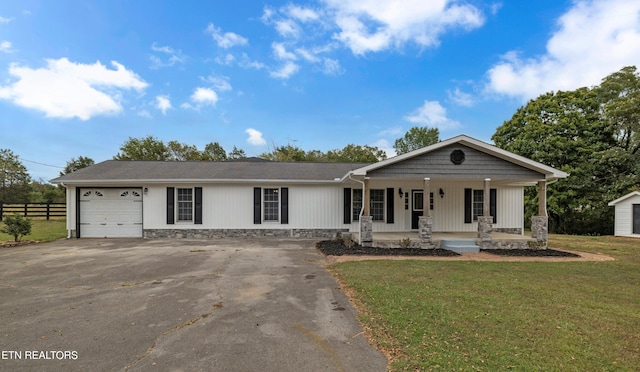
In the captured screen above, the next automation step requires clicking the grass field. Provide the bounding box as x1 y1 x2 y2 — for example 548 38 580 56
329 235 640 371
0 217 67 242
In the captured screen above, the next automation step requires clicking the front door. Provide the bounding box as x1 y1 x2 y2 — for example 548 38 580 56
633 204 640 234
411 190 423 229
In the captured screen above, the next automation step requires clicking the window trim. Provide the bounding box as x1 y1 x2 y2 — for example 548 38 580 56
176 188 194 222
262 187 280 223
370 189 385 221
352 189 363 221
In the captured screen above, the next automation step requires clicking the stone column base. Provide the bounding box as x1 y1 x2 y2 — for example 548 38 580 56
477 216 493 241
418 216 433 248
531 216 548 249
360 216 373 247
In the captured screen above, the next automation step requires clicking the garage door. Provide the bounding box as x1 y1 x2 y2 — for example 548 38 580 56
79 188 143 238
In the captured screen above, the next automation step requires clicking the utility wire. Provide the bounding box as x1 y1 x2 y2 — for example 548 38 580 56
18 157 65 169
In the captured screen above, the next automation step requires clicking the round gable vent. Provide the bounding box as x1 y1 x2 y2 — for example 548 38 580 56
450 149 465 165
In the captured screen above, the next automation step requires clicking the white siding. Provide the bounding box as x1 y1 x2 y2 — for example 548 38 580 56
143 184 347 230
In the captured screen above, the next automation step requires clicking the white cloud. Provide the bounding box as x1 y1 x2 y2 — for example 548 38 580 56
190 87 218 106
272 42 297 60
150 43 185 69
155 95 172 114
206 23 248 48
275 19 300 38
246 128 266 146
239 53 267 69
0 16 12 24
0 41 12 53
204 75 232 92
486 0 640 101
404 100 460 130
377 126 403 137
137 109 152 118
270 61 300 79
448 88 474 107
286 4 320 22
0 58 147 120
324 0 484 55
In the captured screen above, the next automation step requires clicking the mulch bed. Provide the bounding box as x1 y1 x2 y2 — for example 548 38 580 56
0 240 39 249
480 248 580 257
316 240 460 257
317 240 581 258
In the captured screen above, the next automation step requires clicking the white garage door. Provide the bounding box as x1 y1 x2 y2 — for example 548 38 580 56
79 188 143 238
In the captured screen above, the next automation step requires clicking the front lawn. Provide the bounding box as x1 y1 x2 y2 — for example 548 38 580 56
0 218 67 243
329 235 640 371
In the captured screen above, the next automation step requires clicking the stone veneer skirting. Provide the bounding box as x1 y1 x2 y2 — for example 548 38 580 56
143 228 349 239
493 227 523 235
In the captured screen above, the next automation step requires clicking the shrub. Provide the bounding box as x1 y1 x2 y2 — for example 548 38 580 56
1 213 32 242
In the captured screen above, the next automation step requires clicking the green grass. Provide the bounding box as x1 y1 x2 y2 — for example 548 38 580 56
0 217 67 242
330 235 640 371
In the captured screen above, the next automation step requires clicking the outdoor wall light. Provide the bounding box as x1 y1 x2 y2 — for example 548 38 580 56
439 188 445 198
143 187 148 194
398 188 403 198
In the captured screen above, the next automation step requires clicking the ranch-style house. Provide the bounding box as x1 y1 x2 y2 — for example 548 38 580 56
52 135 568 250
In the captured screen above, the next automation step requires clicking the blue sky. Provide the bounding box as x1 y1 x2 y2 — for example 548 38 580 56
1 0 639 182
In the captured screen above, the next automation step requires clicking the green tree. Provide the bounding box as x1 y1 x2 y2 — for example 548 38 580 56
227 146 247 160
114 136 171 160
260 144 308 161
203 142 228 161
166 141 202 161
61 156 95 176
393 126 440 155
0 149 31 202
326 144 387 163
1 213 32 242
492 74 635 235
30 179 65 203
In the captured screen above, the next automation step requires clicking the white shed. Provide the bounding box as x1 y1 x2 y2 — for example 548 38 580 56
608 191 640 237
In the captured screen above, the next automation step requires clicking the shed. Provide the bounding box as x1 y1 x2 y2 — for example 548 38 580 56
608 191 640 237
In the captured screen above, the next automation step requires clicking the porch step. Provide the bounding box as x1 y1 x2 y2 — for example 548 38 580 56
441 239 480 254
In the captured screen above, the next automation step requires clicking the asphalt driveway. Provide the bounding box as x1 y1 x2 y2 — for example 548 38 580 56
0 238 387 371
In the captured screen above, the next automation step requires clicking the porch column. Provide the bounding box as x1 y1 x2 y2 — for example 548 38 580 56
419 177 434 248
360 177 373 247
477 178 493 245
532 180 549 249
423 178 430 217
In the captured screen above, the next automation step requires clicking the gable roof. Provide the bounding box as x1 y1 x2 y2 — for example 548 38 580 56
51 160 370 184
350 134 568 180
608 191 640 206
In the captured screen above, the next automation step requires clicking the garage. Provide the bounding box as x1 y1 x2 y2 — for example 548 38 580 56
79 188 143 238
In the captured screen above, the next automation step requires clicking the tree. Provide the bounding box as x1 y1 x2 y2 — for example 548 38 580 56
1 213 32 242
0 149 31 202
227 146 247 160
61 156 95 176
326 144 387 162
114 136 171 160
260 144 308 161
492 67 640 235
203 142 227 161
393 126 440 155
30 179 65 203
166 141 202 161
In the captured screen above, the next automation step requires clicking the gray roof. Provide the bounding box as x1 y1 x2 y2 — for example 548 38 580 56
51 160 371 183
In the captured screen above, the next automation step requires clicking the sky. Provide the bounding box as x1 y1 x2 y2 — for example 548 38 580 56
1 0 640 182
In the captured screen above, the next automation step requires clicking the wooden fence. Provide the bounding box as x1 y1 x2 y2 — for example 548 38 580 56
0 202 66 221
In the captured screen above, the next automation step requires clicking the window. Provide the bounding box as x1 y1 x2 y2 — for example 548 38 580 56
177 188 193 221
473 189 484 221
263 188 279 222
370 189 384 221
352 189 363 221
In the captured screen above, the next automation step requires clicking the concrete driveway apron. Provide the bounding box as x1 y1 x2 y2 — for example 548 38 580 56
0 238 387 372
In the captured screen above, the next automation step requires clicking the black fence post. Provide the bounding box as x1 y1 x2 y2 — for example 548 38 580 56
24 203 28 217
46 203 50 220
0 201 3 221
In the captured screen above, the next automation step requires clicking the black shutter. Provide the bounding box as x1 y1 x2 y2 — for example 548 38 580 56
253 187 261 224
464 188 472 223
386 188 394 224
280 187 288 224
194 187 203 224
167 187 175 225
490 188 497 224
343 188 351 224
76 188 81 238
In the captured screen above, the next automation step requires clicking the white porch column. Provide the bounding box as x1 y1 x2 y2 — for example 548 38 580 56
478 178 493 246
532 180 549 248
363 177 370 217
484 178 491 217
538 180 547 217
423 178 430 218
